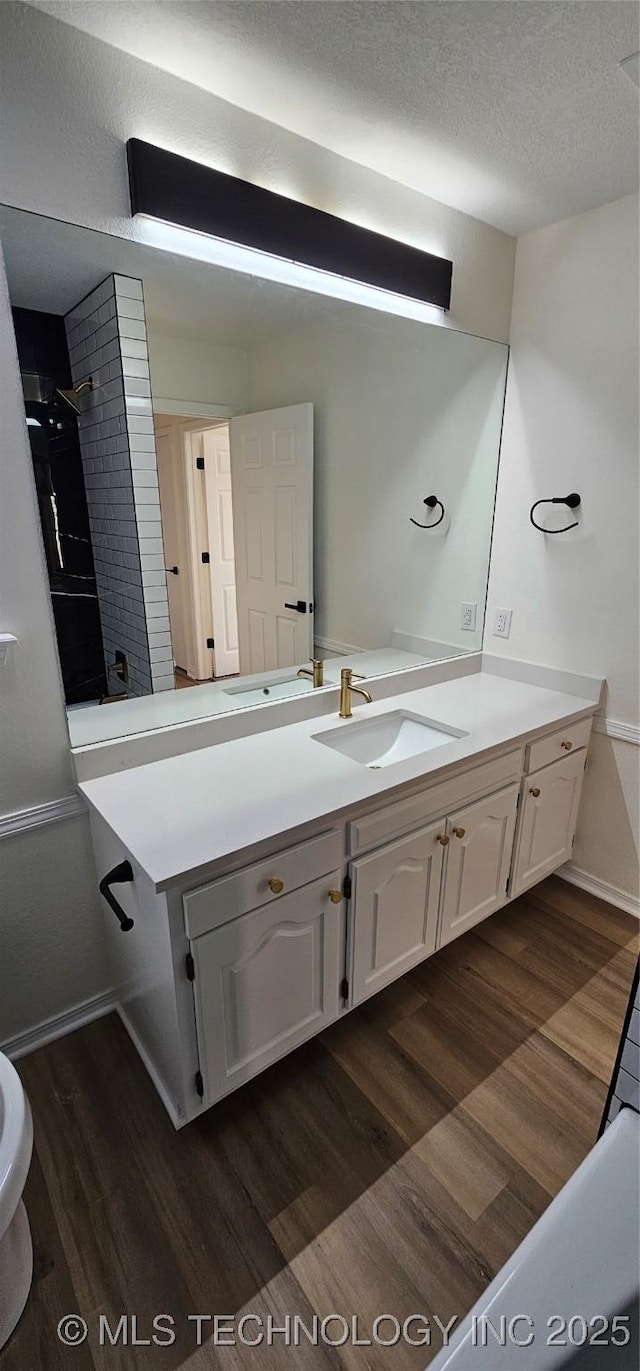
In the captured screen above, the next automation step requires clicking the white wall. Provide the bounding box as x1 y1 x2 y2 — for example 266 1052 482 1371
0 1 517 1042
0 4 515 346
248 312 507 654
0 242 110 1046
148 331 248 414
487 194 639 906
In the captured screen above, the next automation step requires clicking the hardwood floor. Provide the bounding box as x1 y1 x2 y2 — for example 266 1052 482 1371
4 876 638 1371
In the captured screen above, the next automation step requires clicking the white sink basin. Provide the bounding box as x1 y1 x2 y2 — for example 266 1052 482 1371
313 710 466 768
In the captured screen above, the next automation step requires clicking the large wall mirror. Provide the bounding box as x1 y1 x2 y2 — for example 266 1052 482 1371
1 205 508 747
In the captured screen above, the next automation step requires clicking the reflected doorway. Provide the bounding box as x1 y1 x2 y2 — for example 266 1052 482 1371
155 405 314 686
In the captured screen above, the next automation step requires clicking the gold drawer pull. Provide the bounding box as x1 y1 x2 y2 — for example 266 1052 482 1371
530 787 541 798
561 739 573 750
268 877 284 895
437 834 450 846
452 826 466 839
328 889 343 904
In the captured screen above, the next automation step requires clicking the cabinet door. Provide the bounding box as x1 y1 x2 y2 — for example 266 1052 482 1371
192 873 343 1103
350 824 444 1007
511 750 586 899
439 785 519 946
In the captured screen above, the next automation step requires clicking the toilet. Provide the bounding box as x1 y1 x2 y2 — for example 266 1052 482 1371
0 1052 33 1349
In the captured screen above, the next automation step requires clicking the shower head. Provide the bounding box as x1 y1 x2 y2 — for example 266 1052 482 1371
55 377 94 414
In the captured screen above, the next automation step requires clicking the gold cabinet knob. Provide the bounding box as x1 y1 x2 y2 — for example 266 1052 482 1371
452 827 466 839
268 877 284 895
328 889 343 904
530 786 541 798
437 834 450 846
561 739 573 750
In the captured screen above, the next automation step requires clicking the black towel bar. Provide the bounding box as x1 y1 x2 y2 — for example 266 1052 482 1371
99 860 135 931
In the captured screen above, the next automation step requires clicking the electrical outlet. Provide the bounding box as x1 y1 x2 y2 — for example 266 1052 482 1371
460 602 477 631
493 607 513 639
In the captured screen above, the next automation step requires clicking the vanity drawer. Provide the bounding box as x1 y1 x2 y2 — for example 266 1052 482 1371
349 748 523 856
526 718 592 774
183 828 343 938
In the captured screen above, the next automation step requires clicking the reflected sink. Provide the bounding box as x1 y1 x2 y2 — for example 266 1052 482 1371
313 710 466 768
223 676 313 705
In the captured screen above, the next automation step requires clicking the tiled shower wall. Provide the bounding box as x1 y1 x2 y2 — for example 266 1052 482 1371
64 275 174 695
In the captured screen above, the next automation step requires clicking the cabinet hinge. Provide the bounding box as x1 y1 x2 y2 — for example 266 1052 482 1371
340 977 349 1000
195 1070 204 1098
196 456 205 470
206 637 215 650
201 551 210 564
185 952 195 981
343 873 352 901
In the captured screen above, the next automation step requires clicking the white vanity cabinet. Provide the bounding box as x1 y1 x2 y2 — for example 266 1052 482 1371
348 783 520 999
349 823 444 1006
438 785 520 946
191 873 344 1104
88 698 595 1128
510 747 588 898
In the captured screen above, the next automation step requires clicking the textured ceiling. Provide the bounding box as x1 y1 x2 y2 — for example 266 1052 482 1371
27 0 639 236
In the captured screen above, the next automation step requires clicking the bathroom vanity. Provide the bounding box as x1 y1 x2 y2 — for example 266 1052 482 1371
80 663 600 1127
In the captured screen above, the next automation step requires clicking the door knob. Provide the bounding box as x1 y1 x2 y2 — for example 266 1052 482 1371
284 600 308 613
165 565 179 575
452 827 466 839
437 834 449 846
328 889 343 904
561 739 573 750
268 877 284 895
530 787 541 798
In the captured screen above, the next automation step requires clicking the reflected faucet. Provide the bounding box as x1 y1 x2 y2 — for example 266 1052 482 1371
297 658 324 688
339 667 372 719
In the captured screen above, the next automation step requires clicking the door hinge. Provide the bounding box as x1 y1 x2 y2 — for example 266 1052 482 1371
185 952 195 981
195 1070 204 1098
196 456 205 470
343 873 352 901
206 637 215 650
340 977 349 1000
572 833 576 848
201 551 210 564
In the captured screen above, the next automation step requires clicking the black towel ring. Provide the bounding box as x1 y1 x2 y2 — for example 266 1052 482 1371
530 493 581 534
410 495 445 529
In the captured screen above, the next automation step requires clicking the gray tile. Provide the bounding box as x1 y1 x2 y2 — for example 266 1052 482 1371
616 1068 640 1110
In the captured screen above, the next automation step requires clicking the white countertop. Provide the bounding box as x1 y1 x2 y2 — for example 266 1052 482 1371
79 669 599 892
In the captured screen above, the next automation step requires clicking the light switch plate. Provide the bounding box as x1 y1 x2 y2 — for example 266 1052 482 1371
460 602 477 631
493 608 513 639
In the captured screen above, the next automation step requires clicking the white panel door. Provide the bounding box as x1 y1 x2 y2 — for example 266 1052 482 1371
202 426 239 678
229 404 313 674
511 750 586 898
192 872 342 1103
350 824 444 1007
439 785 519 946
154 423 186 671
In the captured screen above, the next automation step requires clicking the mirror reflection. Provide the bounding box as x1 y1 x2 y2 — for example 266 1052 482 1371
0 206 508 747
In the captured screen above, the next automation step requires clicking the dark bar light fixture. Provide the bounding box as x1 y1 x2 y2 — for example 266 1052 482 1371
127 139 453 311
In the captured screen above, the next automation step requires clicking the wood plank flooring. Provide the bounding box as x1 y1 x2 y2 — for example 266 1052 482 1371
3 876 638 1371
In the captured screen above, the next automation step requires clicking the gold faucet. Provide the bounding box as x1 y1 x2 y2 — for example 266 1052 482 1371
339 667 372 719
297 658 324 688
